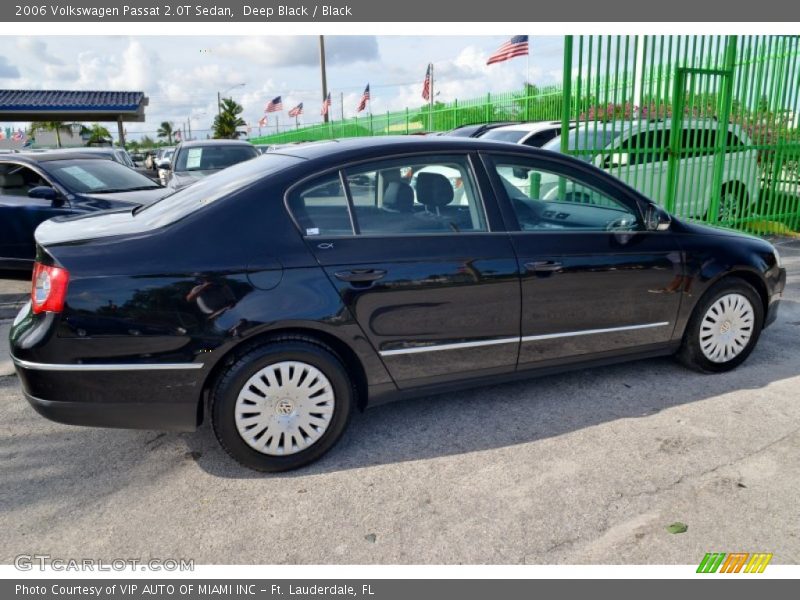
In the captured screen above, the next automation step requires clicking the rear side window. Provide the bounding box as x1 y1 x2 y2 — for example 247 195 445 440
286 155 487 237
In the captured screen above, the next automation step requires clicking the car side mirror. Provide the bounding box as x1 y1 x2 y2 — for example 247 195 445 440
605 152 629 168
28 186 58 201
645 204 672 231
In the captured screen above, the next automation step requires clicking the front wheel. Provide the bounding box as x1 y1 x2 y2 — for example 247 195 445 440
211 340 354 472
677 278 764 373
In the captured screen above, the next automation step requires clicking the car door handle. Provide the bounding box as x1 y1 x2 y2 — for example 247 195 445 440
334 269 387 283
525 261 563 273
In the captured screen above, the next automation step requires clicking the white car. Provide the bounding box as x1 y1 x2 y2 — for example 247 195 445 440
529 119 759 220
478 120 570 147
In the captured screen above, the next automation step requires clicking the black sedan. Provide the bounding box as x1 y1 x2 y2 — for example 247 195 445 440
9 137 785 471
0 152 167 271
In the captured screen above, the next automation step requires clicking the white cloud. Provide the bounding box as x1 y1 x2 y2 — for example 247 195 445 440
17 39 64 65
217 36 379 67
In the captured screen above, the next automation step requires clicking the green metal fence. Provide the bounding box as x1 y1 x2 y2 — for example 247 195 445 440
561 35 800 235
251 35 800 234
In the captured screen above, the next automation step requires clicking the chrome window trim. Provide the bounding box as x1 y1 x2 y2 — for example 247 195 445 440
378 322 670 357
12 357 204 372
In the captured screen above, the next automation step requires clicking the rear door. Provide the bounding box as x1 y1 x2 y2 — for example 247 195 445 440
483 151 682 369
286 152 521 389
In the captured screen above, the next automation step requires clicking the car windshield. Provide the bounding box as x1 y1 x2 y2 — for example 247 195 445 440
542 128 624 161
132 153 303 227
173 145 259 173
47 159 162 193
479 129 528 143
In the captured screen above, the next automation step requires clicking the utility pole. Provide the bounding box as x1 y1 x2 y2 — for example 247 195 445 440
340 92 345 122
319 35 329 123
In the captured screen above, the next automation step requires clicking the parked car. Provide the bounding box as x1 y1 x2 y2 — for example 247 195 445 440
542 119 759 220
10 137 784 472
443 122 519 138
150 146 175 172
0 152 166 271
157 148 175 186
478 120 574 147
164 140 260 191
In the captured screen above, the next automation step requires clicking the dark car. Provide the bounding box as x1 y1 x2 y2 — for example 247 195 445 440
9 137 785 472
444 121 520 138
0 152 166 271
164 139 260 191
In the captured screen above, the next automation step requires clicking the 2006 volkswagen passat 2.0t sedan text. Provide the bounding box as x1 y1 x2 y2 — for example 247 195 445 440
9 137 786 471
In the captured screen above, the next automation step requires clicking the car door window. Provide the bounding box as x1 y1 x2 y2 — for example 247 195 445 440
0 164 50 197
522 128 561 148
344 155 486 235
287 175 353 237
489 158 642 232
287 155 487 237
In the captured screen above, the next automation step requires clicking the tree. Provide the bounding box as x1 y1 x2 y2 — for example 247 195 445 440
86 123 112 145
213 98 246 139
39 121 72 148
157 121 175 144
140 135 155 148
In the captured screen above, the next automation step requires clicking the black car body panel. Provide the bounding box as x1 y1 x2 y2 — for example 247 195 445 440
9 137 785 432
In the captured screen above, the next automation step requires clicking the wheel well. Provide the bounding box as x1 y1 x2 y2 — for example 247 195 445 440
721 270 769 320
198 327 370 424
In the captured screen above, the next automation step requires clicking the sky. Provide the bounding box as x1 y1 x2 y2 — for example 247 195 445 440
0 35 565 141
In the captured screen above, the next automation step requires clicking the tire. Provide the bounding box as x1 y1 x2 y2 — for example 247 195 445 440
211 340 354 472
677 277 764 373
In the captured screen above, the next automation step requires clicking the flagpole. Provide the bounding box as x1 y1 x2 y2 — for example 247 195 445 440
429 63 434 131
340 92 344 122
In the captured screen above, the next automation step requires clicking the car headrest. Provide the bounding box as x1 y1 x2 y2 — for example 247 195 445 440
415 172 454 209
383 181 414 213
0 173 25 188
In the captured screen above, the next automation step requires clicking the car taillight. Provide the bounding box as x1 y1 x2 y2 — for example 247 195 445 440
31 262 69 314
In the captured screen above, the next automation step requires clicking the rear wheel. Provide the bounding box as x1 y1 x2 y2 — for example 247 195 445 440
211 340 354 472
677 278 764 373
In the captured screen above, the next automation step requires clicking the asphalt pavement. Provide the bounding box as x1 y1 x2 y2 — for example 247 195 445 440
1 240 799 565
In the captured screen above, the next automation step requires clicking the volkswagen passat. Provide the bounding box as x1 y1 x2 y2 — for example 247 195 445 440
9 137 785 471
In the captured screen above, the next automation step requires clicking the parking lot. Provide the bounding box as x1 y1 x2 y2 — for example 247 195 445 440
1 238 799 565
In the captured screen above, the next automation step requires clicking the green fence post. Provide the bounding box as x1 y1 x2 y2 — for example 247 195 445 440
665 68 687 213
708 36 738 225
559 35 574 200
486 93 491 122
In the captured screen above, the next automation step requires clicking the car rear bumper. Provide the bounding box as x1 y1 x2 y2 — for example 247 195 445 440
13 357 202 432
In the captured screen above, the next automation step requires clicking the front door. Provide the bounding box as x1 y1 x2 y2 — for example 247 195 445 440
483 152 683 369
286 153 520 389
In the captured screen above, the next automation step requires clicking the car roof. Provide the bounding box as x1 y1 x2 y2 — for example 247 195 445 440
177 139 254 148
7 151 115 162
487 121 563 133
267 136 537 163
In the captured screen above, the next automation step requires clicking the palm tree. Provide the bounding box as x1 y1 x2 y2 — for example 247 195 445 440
86 123 112 145
157 121 174 144
213 98 247 139
40 121 72 148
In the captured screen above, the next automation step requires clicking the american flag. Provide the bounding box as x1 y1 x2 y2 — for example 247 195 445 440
356 84 370 113
258 115 267 127
265 96 283 113
288 102 304 117
486 35 529 66
174 129 182 141
11 129 26 142
422 64 432 100
321 92 332 117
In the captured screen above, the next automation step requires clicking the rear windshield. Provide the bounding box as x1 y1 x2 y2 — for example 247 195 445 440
132 153 303 228
479 129 528 143
173 144 259 172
